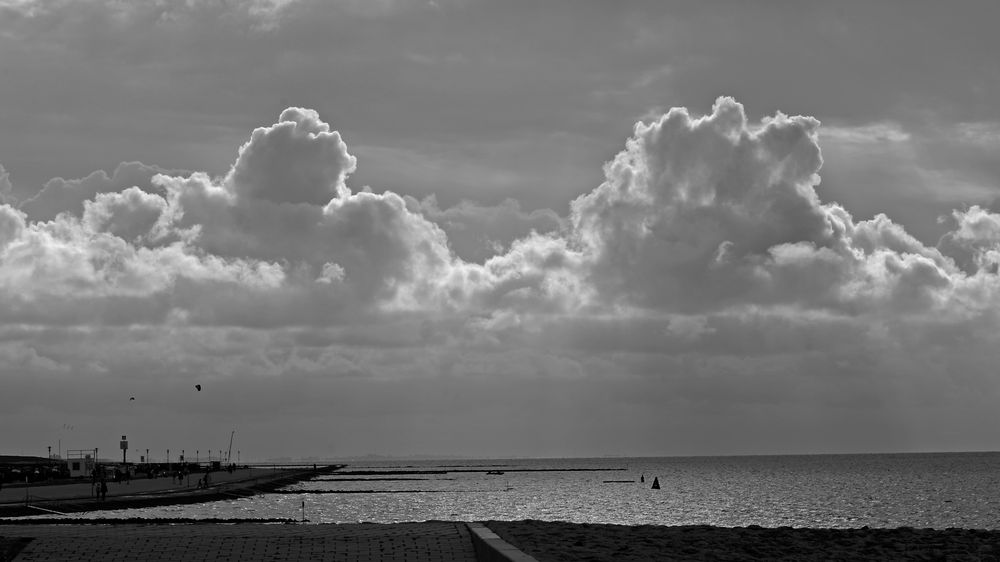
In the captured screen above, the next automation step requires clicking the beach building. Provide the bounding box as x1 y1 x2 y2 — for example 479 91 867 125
0 455 66 483
65 449 97 478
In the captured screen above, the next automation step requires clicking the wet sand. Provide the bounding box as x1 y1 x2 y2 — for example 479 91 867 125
486 520 1000 561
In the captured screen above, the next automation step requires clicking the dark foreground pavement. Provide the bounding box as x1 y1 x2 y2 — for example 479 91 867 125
0 522 477 562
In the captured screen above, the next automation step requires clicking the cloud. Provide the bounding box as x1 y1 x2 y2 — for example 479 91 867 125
18 161 184 223
571 98 829 310
821 122 911 144
226 107 356 205
5 99 1000 456
5 99 998 340
0 204 24 252
0 164 12 204
82 187 172 245
408 195 564 262
938 205 1000 275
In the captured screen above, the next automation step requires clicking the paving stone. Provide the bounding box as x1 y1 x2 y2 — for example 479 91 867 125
2 522 477 561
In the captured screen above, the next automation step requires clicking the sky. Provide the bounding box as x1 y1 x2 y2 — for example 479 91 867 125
2 0 1000 461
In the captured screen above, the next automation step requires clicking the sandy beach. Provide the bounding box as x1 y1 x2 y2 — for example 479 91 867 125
486 520 1000 561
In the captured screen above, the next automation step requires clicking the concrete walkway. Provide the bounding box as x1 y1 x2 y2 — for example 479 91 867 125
1 522 477 561
0 468 284 506
0 467 332 517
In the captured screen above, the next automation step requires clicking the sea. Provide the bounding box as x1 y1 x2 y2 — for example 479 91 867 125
17 452 1000 529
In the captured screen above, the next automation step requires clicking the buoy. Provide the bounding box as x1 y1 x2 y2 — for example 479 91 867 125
651 477 660 490
640 474 645 483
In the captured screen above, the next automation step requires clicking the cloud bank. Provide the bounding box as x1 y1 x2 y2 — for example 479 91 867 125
3 97 1000 456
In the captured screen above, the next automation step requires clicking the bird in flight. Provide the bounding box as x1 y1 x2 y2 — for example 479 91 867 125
196 384 202 391
130 397 135 401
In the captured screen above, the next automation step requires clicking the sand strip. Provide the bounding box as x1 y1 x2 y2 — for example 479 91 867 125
486 520 1000 561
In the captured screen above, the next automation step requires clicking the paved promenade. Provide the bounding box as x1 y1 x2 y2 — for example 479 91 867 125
0 467 329 517
1 522 477 561
0 468 282 506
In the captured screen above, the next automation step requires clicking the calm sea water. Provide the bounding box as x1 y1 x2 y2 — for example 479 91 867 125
17 453 1000 528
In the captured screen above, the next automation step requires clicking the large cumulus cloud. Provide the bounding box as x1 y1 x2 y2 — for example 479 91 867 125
3 98 1000 402
226 107 356 205
4 98 1000 456
568 97 970 319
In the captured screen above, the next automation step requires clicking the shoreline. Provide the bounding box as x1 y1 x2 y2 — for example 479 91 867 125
487 520 1000 561
5 462 1000 559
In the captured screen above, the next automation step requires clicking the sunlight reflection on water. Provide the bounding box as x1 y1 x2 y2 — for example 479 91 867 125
15 453 1000 528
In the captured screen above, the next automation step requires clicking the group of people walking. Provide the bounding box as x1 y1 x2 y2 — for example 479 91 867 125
87 463 226 501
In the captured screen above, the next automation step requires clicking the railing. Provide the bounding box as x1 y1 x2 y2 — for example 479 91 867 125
26 505 69 516
24 491 92 517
